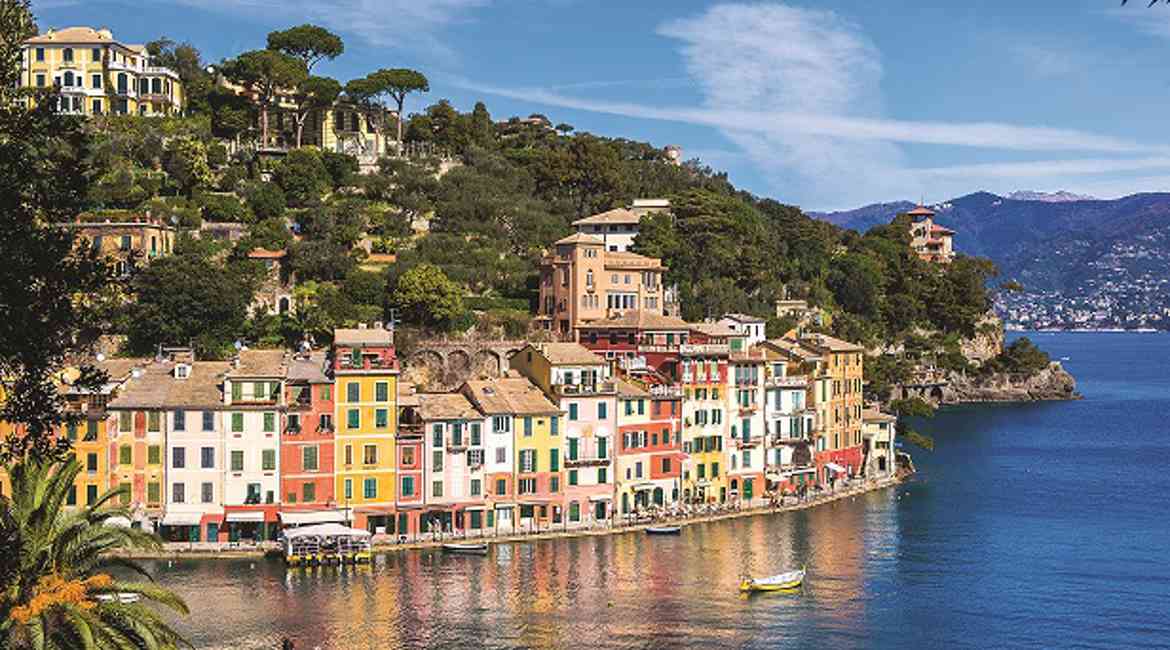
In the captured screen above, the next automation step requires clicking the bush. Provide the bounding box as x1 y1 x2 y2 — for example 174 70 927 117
464 295 530 312
243 181 286 222
198 192 250 223
321 151 359 188
982 337 1050 377
207 142 229 168
480 308 531 338
273 148 331 207
218 164 249 192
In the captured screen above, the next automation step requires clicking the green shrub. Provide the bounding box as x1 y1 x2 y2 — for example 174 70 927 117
198 192 250 223
243 181 286 221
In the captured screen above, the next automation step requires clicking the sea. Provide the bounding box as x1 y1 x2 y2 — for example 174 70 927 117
150 332 1170 649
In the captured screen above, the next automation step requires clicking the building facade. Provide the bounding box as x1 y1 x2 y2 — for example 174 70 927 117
908 205 956 264
279 352 342 526
222 350 286 541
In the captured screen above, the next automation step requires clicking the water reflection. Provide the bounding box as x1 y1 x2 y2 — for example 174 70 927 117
152 488 899 649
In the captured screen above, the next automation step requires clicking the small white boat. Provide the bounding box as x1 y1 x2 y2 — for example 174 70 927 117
739 567 805 593
645 526 682 535
442 543 489 555
96 592 141 604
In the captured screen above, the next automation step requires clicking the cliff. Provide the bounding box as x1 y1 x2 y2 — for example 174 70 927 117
944 361 1080 403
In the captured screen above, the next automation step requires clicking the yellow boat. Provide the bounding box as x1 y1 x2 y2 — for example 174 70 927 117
739 567 805 592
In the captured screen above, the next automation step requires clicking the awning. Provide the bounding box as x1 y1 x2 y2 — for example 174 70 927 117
765 472 782 482
825 462 847 473
104 516 132 528
588 495 612 502
462 506 487 511
494 503 515 509
225 511 266 523
161 512 203 527
632 483 656 492
280 510 349 526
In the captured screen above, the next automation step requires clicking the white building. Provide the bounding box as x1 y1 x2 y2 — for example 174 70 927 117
720 313 767 347
570 199 670 253
727 350 767 504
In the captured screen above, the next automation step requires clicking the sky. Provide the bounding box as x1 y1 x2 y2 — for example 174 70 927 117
29 0 1170 211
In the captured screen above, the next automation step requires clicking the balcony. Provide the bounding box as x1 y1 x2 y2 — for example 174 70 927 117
336 355 398 372
766 376 809 389
619 356 647 371
649 384 683 399
680 343 730 356
553 381 617 397
565 456 609 468
734 436 760 450
288 399 312 412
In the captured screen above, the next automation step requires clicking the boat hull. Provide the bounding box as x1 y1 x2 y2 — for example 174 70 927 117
442 544 489 555
645 527 681 535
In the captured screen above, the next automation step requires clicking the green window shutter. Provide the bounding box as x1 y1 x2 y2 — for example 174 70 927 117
569 403 578 420
569 469 578 486
597 437 607 459
375 382 388 402
231 413 243 432
471 423 481 445
231 450 244 472
119 411 131 430
147 411 160 431
263 412 275 432
568 438 578 460
550 448 559 472
321 386 331 401
625 400 632 416
119 445 131 465
147 445 160 465
551 416 559 436
344 479 353 499
637 400 644 415
347 409 360 428
347 382 359 402
375 409 387 427
231 382 242 401
262 449 275 471
524 417 532 436
599 402 607 419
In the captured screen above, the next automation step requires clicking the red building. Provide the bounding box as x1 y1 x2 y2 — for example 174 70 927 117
576 310 692 381
395 382 426 537
279 351 343 526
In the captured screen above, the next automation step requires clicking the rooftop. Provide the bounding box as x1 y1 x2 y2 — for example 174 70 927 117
801 333 865 353
863 409 897 423
689 322 738 338
26 26 125 45
227 349 287 378
554 232 605 246
334 327 393 347
108 360 231 409
286 352 329 384
615 378 650 398
417 393 481 421
579 310 690 331
722 313 766 324
247 248 287 259
463 377 560 416
906 205 936 217
571 207 641 226
529 342 606 366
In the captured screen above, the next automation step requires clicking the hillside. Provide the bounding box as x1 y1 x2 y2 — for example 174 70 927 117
812 192 1170 330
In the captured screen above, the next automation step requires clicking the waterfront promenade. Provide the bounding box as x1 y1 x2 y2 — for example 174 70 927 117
120 474 906 560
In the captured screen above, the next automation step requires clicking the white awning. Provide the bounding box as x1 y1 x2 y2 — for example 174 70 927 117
161 512 203 527
104 516 132 528
765 473 782 482
825 463 847 473
283 523 371 540
632 483 656 492
588 495 613 502
494 503 515 509
225 511 266 523
280 510 349 526
462 506 487 511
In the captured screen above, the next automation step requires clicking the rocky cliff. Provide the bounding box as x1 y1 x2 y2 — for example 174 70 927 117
945 361 1080 403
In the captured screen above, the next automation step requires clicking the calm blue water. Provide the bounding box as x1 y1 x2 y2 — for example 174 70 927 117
154 332 1170 649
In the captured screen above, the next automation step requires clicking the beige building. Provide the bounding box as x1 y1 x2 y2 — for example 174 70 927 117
63 213 175 276
570 200 671 253
798 334 866 484
908 205 955 264
21 27 183 116
537 233 668 337
247 248 295 316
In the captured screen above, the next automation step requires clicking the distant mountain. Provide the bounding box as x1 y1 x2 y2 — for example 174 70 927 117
811 191 1170 329
1006 190 1098 203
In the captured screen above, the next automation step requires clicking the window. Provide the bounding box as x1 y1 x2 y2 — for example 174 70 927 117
742 450 751 468
597 437 608 459
85 453 98 472
119 445 131 465
662 457 672 473
523 417 533 437
172 447 185 469
172 483 185 504
635 461 643 478
519 478 536 494
66 422 77 441
363 478 377 499
569 403 578 421
35 73 45 87
35 47 44 62
599 402 608 419
287 414 300 432
83 485 97 506
432 481 443 498
363 444 378 465
432 450 443 471
345 445 353 465
431 424 443 447
346 382 359 402
568 438 579 461
261 449 275 471
550 476 560 493
202 411 214 431
375 382 388 402
321 386 331 401
495 447 506 464
347 409 360 429
118 483 130 505
452 423 463 446
119 411 132 431
147 412 160 432
230 450 244 472
471 422 482 445
598 467 607 484
344 479 353 500
712 462 720 478
201 482 213 503
231 413 243 432
468 448 484 466
698 464 706 479
63 47 73 62
147 445 161 465
147 482 160 504
471 479 481 496
550 448 560 472
319 414 333 431
201 447 214 469
551 416 559 436
375 409 388 427
67 485 77 506
91 47 101 62
303 446 319 471
303 482 316 503
258 412 273 432
493 416 510 433
569 469 579 486
495 478 507 495
401 477 414 497
519 449 536 473
174 410 189 432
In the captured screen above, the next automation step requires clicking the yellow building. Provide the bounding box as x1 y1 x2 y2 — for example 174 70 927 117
332 327 399 532
21 27 184 117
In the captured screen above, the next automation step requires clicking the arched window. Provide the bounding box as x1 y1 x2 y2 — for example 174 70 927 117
586 269 593 287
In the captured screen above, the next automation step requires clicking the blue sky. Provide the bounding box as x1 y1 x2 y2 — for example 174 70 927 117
30 0 1170 210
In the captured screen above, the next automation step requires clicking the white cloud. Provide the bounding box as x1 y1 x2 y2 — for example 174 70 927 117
919 156 1170 179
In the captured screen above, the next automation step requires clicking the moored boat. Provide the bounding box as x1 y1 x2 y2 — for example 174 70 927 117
645 526 682 535
739 567 805 592
442 542 489 555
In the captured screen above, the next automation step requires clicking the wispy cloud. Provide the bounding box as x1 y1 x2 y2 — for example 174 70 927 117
919 156 1170 179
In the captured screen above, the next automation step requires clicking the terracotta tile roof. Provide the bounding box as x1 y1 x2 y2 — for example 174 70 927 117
530 342 605 366
762 338 822 362
227 349 287 377
108 360 230 409
730 349 767 363
26 27 118 44
571 207 641 226
689 322 738 338
554 232 605 246
398 382 420 408
801 333 865 353
417 393 481 420
615 378 650 398
462 377 559 416
906 205 935 217
930 224 955 235
92 357 149 381
579 310 689 331
334 328 393 347
287 352 329 383
722 313 766 324
863 409 897 423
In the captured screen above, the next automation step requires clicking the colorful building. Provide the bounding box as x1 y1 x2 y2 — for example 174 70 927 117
222 349 287 541
107 359 174 529
279 351 343 527
394 382 426 537
332 327 399 533
862 409 898 480
759 347 817 493
615 379 681 516
908 205 956 264
21 26 184 116
417 392 488 535
799 334 866 485
727 348 767 505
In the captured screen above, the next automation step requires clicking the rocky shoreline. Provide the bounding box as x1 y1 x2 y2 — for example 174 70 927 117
945 361 1080 404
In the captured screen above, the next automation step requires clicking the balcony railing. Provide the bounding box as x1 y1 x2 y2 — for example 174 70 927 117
766 376 809 388
680 344 730 356
619 356 647 371
565 457 609 468
554 381 617 396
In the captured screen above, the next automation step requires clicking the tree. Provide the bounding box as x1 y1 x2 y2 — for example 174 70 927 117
220 50 306 147
242 180 286 221
0 457 189 649
266 24 344 73
272 148 330 207
207 86 255 142
0 0 110 463
290 75 341 148
126 248 257 358
390 263 464 329
145 37 212 114
346 68 429 149
162 136 212 196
